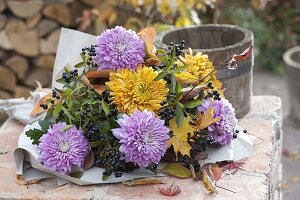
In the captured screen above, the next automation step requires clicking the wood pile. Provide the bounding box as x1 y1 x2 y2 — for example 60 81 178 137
0 0 100 99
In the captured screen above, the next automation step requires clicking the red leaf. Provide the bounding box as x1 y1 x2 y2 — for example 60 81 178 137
159 184 181 197
226 46 253 69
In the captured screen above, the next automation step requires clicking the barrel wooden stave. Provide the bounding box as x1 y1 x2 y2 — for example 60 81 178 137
157 24 254 118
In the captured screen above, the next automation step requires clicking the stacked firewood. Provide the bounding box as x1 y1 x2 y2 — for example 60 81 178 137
0 0 102 99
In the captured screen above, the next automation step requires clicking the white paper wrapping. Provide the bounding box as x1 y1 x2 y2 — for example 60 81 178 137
7 28 253 185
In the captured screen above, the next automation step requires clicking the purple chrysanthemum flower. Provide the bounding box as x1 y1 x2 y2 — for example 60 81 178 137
38 122 89 174
112 109 169 168
197 98 238 146
94 26 145 71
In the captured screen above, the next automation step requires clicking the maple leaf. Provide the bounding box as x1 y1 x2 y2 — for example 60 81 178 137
226 46 253 70
194 108 219 130
159 184 181 197
202 170 219 194
167 117 195 158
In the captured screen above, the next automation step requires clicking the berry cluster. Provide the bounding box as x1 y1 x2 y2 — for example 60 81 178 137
167 40 185 56
62 69 78 83
40 89 60 110
81 45 98 68
204 82 221 101
157 106 175 121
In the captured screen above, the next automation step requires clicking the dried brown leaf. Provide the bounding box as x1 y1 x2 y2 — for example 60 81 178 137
16 175 40 186
122 177 164 186
159 184 181 197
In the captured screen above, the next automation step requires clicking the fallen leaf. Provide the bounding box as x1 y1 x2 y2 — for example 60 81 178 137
194 108 219 130
138 27 160 66
175 71 199 85
83 150 95 170
167 117 195 157
226 46 253 70
16 175 40 186
159 184 181 197
86 69 111 79
211 164 222 182
161 163 192 179
202 170 218 194
30 93 60 116
122 177 165 186
220 161 245 174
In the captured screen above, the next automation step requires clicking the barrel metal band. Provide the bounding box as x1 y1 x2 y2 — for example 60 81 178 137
216 58 253 79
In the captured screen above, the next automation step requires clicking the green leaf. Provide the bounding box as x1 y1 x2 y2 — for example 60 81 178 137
154 71 167 81
161 163 192 178
183 99 203 109
156 49 165 54
25 129 45 145
102 175 108 181
38 120 52 132
61 125 73 131
89 141 102 147
74 61 85 68
170 72 176 93
62 107 75 121
159 55 168 63
53 102 63 118
69 171 83 179
175 81 182 99
175 103 184 128
64 66 70 74
56 78 66 84
173 65 187 73
102 101 110 116
80 52 86 61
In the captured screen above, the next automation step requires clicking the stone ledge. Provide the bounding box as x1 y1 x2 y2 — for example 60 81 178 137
0 96 282 200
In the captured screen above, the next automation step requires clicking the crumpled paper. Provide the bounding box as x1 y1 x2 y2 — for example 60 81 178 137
8 28 253 185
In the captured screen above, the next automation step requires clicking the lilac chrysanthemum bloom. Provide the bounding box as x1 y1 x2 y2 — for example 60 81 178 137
112 109 169 168
38 122 89 174
94 26 145 71
197 98 238 145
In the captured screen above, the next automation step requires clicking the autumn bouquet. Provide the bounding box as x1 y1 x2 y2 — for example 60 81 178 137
25 26 252 192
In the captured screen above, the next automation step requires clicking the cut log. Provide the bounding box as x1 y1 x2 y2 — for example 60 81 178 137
25 69 52 88
5 55 29 80
26 13 41 29
37 19 58 37
0 0 6 13
69 0 87 27
9 30 39 57
0 14 7 29
80 0 102 6
0 90 11 99
4 18 27 34
14 86 31 98
40 29 60 54
7 0 43 18
0 66 16 93
35 55 55 69
43 4 71 26
0 31 13 50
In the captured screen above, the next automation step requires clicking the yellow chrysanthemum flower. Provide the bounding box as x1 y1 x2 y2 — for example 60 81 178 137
106 65 168 114
177 48 223 95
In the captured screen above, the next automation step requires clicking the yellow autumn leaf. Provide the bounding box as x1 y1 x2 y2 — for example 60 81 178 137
175 71 199 85
202 170 219 194
122 177 165 186
195 108 219 130
167 117 194 157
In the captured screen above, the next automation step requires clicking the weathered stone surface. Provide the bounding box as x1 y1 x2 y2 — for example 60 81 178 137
40 29 60 54
7 0 43 19
26 13 41 29
14 86 31 98
0 66 16 93
37 19 58 37
43 4 71 27
0 96 283 199
0 31 13 50
24 69 52 88
0 14 7 29
35 55 55 69
5 55 29 80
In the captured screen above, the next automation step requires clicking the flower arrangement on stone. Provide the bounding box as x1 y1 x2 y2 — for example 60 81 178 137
26 26 252 192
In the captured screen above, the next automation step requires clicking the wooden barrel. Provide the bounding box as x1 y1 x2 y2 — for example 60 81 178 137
283 46 300 123
156 24 254 118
